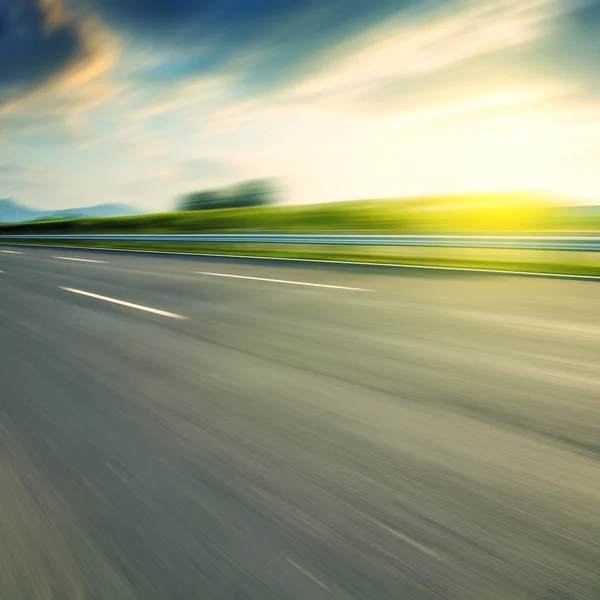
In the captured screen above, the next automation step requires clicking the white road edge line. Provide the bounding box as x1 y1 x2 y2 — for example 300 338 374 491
4 244 600 280
195 256 600 279
195 271 370 291
0 250 22 254
60 287 188 320
54 256 108 263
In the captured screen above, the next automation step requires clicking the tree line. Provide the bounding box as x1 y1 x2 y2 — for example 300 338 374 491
176 178 279 212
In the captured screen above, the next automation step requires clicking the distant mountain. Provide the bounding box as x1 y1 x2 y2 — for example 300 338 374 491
42 203 143 221
0 199 39 223
0 200 143 223
75 203 143 219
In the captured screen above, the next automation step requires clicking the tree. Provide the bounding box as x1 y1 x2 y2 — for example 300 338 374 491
176 178 279 212
176 189 223 212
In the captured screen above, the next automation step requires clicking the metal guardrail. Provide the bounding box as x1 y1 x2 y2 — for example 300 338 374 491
0 233 599 250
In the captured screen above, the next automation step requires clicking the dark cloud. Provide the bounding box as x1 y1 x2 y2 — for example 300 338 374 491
0 0 87 101
74 0 425 90
527 1 600 98
76 0 393 39
569 0 600 27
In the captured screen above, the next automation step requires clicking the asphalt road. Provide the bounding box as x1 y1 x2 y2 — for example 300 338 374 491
1 246 599 600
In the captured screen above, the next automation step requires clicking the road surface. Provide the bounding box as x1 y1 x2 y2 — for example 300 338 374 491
1 246 599 600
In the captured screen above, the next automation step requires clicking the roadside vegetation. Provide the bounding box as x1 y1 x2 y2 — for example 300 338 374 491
1 192 598 276
3 239 600 277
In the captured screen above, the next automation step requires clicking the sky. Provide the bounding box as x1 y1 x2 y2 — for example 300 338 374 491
1 0 600 212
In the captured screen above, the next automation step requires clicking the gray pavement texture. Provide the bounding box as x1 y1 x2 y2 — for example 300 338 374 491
1 246 599 600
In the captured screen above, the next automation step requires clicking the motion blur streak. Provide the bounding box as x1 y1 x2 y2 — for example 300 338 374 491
1 246 599 599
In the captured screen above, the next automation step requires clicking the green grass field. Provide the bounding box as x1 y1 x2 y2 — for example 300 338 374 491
1 193 596 235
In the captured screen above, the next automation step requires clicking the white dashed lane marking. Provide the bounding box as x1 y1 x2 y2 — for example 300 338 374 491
195 271 370 291
54 256 108 263
60 287 187 320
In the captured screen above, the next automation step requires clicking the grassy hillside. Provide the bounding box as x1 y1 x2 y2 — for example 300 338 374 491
0 193 582 235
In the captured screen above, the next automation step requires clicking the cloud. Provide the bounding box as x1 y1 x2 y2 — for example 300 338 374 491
78 0 406 41
569 0 600 26
0 163 58 193
0 0 114 106
4 0 600 211
0 105 91 148
268 0 566 111
112 168 182 195
177 158 237 182
0 164 25 176
0 0 80 98
539 0 600 94
0 162 55 178
68 0 576 105
0 1 119 154
171 0 571 136
74 0 420 90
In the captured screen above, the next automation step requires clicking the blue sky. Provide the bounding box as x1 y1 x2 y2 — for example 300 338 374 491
1 0 600 212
